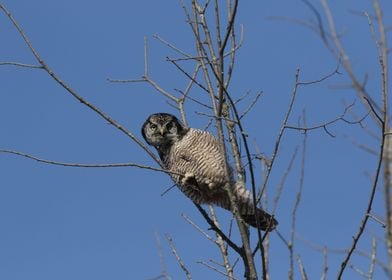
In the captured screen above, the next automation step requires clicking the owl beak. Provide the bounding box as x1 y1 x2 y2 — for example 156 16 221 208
159 128 166 136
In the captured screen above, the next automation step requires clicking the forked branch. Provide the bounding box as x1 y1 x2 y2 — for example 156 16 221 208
0 4 160 165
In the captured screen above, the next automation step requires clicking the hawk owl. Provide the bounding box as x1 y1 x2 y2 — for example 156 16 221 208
142 113 277 230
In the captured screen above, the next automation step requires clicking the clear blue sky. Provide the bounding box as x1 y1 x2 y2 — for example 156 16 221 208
1 1 390 279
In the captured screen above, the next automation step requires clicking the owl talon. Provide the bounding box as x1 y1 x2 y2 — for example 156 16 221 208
182 172 197 186
205 179 215 190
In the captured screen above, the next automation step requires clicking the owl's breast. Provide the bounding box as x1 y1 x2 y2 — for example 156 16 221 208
168 129 229 189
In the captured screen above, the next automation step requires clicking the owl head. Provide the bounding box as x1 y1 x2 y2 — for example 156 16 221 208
142 113 187 147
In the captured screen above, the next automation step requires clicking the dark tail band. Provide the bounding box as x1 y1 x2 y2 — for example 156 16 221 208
242 208 278 231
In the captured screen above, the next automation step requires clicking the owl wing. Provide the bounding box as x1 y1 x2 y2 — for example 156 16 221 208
171 129 229 194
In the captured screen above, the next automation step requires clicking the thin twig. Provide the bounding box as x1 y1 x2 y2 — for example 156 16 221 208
143 75 179 102
197 260 238 280
301 0 330 48
297 255 309 280
168 59 210 94
321 247 328 280
320 0 382 124
109 39 179 104
107 78 147 83
153 232 171 280
284 102 369 137
181 213 215 243
297 60 341 85
209 206 235 279
257 69 301 203
166 56 206 62
160 184 177 197
275 229 290 249
234 90 252 105
0 149 182 176
337 132 385 278
195 111 238 124
165 234 192 280
297 235 389 276
239 92 262 120
289 111 308 280
342 133 378 156
177 63 201 127
219 0 238 55
153 34 192 58
223 24 244 58
174 90 213 110
349 262 368 279
272 145 299 214
0 61 43 68
193 203 243 256
367 212 386 228
368 238 377 280
0 4 160 165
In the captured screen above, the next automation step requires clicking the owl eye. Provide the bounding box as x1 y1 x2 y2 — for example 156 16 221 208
166 122 173 129
150 124 157 131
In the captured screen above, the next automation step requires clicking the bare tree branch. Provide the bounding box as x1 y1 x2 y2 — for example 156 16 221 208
0 4 160 165
182 213 215 243
209 206 235 279
194 203 243 256
297 255 309 280
321 247 328 280
0 149 182 176
239 92 263 120
320 0 382 124
153 34 192 58
288 111 308 280
257 69 301 203
272 146 299 214
337 122 385 278
197 260 238 279
297 235 389 276
369 238 377 280
0 61 43 68
166 234 192 280
150 232 171 280
284 102 369 137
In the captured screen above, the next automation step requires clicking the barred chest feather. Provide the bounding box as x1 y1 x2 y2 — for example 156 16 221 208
164 128 229 203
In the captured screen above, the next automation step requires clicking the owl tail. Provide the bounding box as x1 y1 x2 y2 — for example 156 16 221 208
241 208 278 230
230 183 278 231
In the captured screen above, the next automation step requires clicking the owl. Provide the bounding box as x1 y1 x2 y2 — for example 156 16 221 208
142 113 277 231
